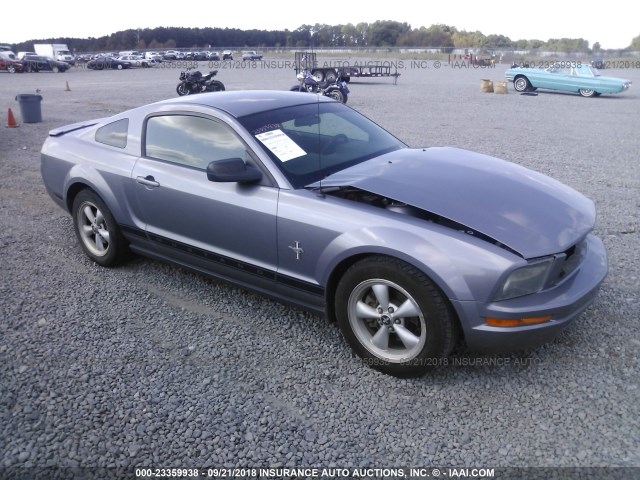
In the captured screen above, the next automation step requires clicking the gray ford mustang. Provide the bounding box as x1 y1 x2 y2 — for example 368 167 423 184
41 91 608 376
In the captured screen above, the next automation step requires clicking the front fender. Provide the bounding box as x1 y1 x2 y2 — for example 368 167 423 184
316 225 516 303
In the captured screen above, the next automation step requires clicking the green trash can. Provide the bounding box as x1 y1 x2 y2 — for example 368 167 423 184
15 94 43 123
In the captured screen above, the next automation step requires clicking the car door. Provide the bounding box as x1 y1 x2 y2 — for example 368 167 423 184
131 112 279 290
535 67 571 91
571 66 600 91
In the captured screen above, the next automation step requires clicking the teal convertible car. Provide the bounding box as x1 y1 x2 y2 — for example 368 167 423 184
505 64 632 97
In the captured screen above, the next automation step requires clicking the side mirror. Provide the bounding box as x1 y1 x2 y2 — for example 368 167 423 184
207 158 262 183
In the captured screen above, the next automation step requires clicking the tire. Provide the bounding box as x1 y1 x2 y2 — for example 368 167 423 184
513 76 532 92
176 82 188 96
312 70 324 81
52 66 59 73
325 71 337 83
335 256 458 377
117 64 123 70
579 88 596 97
72 190 128 267
207 80 225 92
7 65 16 73
326 89 345 103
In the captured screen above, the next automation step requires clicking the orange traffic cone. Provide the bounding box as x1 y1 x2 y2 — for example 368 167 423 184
65 81 71 91
6 108 18 128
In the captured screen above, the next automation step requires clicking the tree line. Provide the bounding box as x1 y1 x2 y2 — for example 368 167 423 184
6 21 638 53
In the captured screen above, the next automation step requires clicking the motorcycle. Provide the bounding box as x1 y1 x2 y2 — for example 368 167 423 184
290 68 349 103
176 69 225 96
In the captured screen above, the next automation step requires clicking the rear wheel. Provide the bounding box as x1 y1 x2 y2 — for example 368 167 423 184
117 64 123 70
326 89 345 103
72 190 127 267
514 76 532 92
207 80 225 92
325 71 337 82
312 70 324 81
336 256 458 377
52 66 59 73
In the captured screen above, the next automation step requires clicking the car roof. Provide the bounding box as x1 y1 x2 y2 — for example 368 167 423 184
157 90 335 118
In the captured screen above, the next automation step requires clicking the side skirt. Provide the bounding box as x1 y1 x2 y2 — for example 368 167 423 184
120 225 326 316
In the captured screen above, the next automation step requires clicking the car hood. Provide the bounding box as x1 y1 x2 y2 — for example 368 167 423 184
311 147 595 258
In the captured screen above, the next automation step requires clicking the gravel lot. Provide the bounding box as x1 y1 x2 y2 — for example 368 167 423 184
1 57 639 477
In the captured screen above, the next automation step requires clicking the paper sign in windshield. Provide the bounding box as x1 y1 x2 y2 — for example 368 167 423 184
255 129 306 162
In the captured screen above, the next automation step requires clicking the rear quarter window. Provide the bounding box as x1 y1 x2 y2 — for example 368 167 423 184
95 119 129 148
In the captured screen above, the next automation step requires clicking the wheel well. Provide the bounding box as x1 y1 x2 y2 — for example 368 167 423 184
65 183 93 212
325 254 370 323
324 253 463 342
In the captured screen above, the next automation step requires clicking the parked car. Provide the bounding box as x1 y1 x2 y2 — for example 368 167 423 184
163 50 184 60
22 56 70 73
118 50 142 57
0 56 25 73
185 51 209 61
118 55 156 68
40 91 607 377
222 50 233 60
242 50 263 61
208 52 220 61
87 56 132 70
505 64 631 97
591 58 606 69
144 52 163 61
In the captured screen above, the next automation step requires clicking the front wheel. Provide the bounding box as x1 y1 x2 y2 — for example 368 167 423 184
52 66 59 73
513 76 532 92
72 190 128 267
207 80 225 92
7 65 16 73
176 82 189 96
335 256 458 377
579 88 596 97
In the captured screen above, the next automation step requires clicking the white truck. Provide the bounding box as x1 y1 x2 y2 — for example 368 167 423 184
34 44 75 65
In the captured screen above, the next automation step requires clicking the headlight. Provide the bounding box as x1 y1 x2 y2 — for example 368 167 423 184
493 257 554 301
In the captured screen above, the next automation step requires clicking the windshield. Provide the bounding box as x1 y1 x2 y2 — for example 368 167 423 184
238 101 406 188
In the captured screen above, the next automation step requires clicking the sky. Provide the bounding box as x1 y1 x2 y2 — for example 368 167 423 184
1 1 636 49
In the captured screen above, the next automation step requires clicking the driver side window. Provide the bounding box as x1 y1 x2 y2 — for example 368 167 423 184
144 114 247 169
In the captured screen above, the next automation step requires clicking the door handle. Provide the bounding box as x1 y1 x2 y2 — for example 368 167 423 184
136 175 160 187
